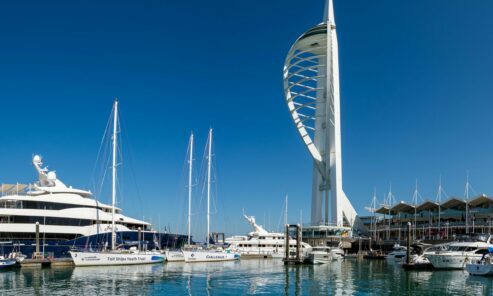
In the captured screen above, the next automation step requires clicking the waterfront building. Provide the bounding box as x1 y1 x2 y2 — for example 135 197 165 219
361 194 493 242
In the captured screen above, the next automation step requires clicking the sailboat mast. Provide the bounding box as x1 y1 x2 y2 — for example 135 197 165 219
188 132 194 245
111 100 118 251
207 128 212 248
465 172 469 234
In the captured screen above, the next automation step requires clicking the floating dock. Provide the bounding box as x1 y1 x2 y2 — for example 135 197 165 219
19 258 74 268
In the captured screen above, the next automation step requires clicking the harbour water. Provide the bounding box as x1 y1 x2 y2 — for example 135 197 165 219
1 259 491 295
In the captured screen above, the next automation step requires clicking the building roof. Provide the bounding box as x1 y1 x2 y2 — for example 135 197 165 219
390 201 415 214
441 197 467 210
375 205 396 215
417 200 440 211
469 194 493 208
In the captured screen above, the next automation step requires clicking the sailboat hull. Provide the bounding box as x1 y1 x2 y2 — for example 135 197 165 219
165 250 185 262
182 250 240 263
69 251 165 266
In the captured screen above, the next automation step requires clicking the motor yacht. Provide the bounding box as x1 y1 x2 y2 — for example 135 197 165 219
306 246 332 264
0 155 187 258
466 248 493 276
385 244 407 261
425 235 492 269
306 245 344 264
225 214 312 258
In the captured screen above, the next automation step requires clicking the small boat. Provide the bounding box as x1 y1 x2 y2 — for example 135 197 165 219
364 249 386 260
8 251 26 263
402 260 433 270
330 245 345 260
402 255 433 270
386 244 407 261
466 248 493 276
306 246 332 264
0 256 17 269
402 244 433 270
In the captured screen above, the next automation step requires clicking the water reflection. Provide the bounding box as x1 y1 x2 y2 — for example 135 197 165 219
0 259 492 295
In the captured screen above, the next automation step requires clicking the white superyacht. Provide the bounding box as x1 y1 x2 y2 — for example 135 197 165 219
225 214 312 258
0 155 168 257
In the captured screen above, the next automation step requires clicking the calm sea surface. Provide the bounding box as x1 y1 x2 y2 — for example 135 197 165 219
0 259 492 295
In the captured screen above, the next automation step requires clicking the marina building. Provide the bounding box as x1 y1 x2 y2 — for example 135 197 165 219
362 194 493 242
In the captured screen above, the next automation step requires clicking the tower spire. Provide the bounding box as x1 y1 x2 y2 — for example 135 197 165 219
324 0 336 26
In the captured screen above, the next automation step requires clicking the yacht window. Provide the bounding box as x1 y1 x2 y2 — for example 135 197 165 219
7 215 92 226
0 200 22 209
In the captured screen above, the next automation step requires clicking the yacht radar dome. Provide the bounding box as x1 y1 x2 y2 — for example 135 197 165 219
33 155 42 164
47 171 57 182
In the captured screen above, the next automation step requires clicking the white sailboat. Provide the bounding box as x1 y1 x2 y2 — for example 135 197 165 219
182 129 240 262
165 133 195 262
69 100 165 266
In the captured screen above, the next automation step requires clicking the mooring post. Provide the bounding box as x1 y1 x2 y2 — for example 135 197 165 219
406 222 411 264
138 227 142 252
296 224 301 261
35 221 40 255
285 224 289 260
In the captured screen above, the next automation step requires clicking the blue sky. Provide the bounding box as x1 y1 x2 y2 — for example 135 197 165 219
1 0 492 240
